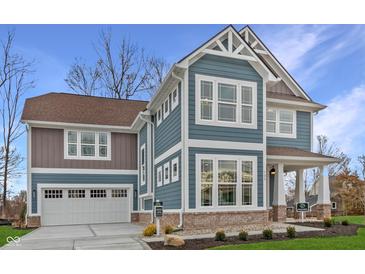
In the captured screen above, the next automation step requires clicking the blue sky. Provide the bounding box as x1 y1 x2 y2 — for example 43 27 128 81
1 24 365 193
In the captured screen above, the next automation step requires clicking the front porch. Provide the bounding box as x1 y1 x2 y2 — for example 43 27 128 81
267 146 338 222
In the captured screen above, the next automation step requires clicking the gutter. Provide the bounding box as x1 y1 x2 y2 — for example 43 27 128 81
171 71 184 228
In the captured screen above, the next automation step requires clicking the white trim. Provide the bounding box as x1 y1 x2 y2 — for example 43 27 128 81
154 142 182 164
266 98 325 112
195 154 258 211
195 74 258 129
311 112 314 152
64 130 112 161
266 108 297 139
36 183 134 216
163 95 170 119
171 157 179 183
156 107 162 127
188 139 264 151
163 162 170 185
185 207 265 213
30 168 138 175
140 143 146 186
156 166 163 187
171 86 179 111
267 155 337 162
27 126 32 218
23 120 136 133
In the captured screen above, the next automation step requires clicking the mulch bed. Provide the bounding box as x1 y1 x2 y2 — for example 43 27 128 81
147 223 362 250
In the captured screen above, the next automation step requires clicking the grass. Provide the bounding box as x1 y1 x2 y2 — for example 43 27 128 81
211 215 365 250
0 226 33 247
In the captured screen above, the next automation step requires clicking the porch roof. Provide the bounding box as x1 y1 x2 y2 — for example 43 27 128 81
267 146 339 169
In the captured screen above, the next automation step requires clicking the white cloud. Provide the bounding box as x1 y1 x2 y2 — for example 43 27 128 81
314 84 365 159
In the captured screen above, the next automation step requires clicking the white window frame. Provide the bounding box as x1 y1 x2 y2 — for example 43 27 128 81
171 157 179 183
171 86 179 111
266 108 297 138
64 130 111 160
163 96 170 119
140 144 146 186
163 162 170 185
195 74 257 129
157 166 163 187
156 107 162 127
195 154 258 210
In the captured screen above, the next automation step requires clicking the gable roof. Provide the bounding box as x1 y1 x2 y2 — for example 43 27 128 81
239 25 312 101
21 92 147 127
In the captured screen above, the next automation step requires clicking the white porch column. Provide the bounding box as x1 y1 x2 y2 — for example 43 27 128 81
295 169 306 204
272 163 285 206
317 166 331 204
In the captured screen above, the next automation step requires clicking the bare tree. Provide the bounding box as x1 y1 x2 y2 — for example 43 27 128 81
358 155 365 180
0 31 34 218
65 59 100 96
65 29 169 99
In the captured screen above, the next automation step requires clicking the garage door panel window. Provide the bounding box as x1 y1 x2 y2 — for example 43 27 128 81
44 189 63 199
65 130 111 160
90 189 107 198
68 189 85 198
111 189 127 198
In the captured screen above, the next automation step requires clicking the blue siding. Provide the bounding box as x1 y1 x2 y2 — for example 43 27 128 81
144 198 153 210
188 147 263 209
189 54 263 143
139 123 148 194
31 173 138 214
154 150 181 209
267 111 311 151
154 83 181 157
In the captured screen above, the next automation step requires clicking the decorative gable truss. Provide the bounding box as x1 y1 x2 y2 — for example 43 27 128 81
178 26 278 82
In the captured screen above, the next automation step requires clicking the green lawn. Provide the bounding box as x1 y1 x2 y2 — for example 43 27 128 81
0 226 33 247
212 216 365 250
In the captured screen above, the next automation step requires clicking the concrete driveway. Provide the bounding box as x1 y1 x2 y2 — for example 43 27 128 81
2 223 150 250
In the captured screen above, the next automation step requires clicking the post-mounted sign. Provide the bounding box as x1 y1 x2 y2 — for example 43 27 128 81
153 201 163 218
296 202 309 212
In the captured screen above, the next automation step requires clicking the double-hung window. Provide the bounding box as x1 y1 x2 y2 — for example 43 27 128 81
196 74 257 128
163 96 170 118
140 144 146 185
65 130 111 160
266 108 296 138
171 157 179 182
171 87 179 110
198 155 256 209
156 107 162 127
164 162 170 185
157 166 163 187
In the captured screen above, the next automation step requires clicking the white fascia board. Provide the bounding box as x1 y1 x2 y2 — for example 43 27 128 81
266 98 326 112
23 120 137 133
31 168 138 175
267 155 338 163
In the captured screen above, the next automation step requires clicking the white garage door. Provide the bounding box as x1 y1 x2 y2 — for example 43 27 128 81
41 188 130 226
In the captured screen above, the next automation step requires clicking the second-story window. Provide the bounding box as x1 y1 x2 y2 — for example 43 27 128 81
65 130 111 160
200 80 213 120
266 108 296 138
218 83 237 122
140 144 146 185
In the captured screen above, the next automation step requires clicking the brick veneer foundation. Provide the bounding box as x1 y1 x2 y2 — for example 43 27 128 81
272 205 286 222
131 212 152 224
27 216 41 228
316 204 331 220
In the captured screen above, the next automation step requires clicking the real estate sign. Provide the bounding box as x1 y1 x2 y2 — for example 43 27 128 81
296 202 309 212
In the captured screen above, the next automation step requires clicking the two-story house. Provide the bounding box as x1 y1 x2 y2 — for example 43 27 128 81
21 25 337 229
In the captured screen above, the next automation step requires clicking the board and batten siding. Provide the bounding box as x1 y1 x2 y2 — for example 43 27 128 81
139 123 148 194
267 111 311 151
154 150 181 209
188 147 264 209
154 83 181 158
31 173 138 214
188 54 263 143
31 127 137 170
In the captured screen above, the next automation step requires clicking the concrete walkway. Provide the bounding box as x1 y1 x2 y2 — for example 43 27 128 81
2 223 150 250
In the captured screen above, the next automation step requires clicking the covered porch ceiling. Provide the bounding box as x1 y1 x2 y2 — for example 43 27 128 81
267 146 339 172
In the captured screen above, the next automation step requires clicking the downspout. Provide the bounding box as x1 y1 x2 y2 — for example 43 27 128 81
172 70 184 228
139 111 155 213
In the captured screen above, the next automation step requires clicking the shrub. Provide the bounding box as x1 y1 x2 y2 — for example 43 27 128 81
215 230 226 241
324 218 332 227
164 225 174 234
238 230 248 241
342 220 349 226
262 228 273 240
143 224 157 236
286 226 296 238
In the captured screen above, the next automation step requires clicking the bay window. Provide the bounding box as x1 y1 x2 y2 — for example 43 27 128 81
196 74 257 128
198 155 257 209
65 130 110 160
266 108 296 138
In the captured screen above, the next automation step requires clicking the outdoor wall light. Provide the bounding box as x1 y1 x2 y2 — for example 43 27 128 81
270 167 276 175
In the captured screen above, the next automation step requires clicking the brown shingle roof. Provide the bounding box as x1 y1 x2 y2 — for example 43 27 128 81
21 93 148 127
267 91 326 109
267 146 337 160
